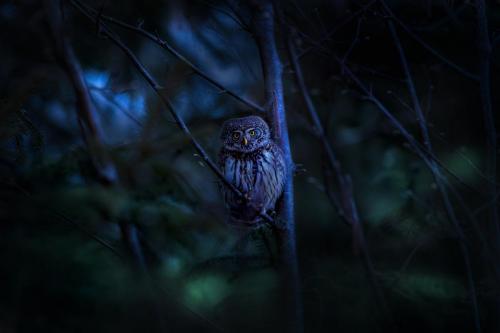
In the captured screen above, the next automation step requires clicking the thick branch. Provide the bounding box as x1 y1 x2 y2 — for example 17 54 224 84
250 1 303 332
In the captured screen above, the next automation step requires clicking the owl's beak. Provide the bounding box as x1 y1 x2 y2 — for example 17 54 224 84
242 137 248 146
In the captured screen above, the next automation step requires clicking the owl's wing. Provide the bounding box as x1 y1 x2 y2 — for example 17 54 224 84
250 143 286 214
218 149 241 206
217 149 229 192
217 149 226 170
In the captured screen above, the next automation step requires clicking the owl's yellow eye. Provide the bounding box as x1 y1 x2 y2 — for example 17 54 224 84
249 130 256 136
232 132 240 140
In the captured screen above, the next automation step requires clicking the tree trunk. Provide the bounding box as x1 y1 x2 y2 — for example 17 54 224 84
250 1 303 332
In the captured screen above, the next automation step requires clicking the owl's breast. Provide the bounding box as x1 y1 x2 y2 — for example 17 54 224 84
219 145 285 221
222 154 256 193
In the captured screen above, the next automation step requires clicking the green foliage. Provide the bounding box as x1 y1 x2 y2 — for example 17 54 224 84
184 274 232 310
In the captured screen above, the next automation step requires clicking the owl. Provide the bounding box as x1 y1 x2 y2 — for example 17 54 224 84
219 115 286 225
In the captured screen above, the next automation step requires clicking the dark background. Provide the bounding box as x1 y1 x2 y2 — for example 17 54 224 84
1 0 499 332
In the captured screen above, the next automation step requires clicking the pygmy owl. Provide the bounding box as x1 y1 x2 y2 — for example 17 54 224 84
219 115 286 225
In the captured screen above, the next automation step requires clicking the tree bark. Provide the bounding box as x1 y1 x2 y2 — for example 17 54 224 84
250 1 303 332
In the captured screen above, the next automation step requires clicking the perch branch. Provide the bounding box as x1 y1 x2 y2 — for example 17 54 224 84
69 0 275 226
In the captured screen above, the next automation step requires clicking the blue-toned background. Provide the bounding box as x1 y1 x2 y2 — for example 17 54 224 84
1 0 499 332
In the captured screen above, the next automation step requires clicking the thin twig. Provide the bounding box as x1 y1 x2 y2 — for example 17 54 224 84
285 23 393 325
380 0 479 82
413 3 467 32
385 15 482 332
341 17 363 63
200 0 248 31
336 57 484 195
88 86 144 127
295 0 377 61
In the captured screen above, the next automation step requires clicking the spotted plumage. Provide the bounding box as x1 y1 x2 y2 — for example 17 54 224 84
218 116 286 224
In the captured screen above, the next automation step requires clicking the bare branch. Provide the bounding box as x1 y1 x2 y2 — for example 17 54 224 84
46 0 118 185
416 4 467 32
73 0 265 113
295 0 377 61
45 0 151 274
380 1 479 82
336 55 485 195
69 0 275 226
385 14 482 332
285 22 394 325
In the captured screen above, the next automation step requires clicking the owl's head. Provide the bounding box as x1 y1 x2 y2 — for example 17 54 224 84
220 115 271 153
